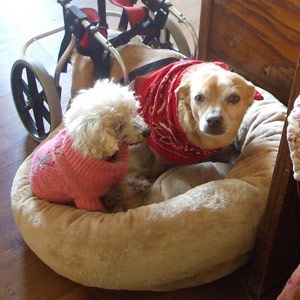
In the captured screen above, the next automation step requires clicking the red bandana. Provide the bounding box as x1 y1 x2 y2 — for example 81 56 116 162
135 60 263 164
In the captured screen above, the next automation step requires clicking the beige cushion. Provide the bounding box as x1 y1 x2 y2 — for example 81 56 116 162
11 87 286 291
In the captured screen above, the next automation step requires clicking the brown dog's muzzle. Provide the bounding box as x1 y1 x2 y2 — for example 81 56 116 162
204 114 225 135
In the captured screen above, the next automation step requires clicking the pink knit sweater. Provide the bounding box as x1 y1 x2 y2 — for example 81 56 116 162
29 128 129 211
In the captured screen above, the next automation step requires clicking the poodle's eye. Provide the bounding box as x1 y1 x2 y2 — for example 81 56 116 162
194 94 205 103
228 94 241 104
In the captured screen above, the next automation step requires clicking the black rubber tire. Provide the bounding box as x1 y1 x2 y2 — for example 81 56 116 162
10 57 62 142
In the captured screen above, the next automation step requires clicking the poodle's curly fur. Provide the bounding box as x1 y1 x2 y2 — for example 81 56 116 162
64 79 149 160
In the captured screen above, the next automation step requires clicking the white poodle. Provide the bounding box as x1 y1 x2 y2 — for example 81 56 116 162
29 79 149 211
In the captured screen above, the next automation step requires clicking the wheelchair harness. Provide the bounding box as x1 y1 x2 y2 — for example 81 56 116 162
58 0 181 82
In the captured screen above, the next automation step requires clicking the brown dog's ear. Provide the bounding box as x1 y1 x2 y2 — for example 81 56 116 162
175 81 190 102
246 82 256 105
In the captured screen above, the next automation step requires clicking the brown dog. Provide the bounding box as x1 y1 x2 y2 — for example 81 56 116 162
132 60 257 176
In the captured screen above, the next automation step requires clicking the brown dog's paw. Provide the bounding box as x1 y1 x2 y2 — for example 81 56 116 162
101 183 123 212
101 195 116 212
126 176 151 192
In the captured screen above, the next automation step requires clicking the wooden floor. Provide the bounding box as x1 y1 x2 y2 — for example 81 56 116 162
0 1 284 299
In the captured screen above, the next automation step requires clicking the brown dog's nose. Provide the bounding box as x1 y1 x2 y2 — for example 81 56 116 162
206 115 223 129
142 128 150 138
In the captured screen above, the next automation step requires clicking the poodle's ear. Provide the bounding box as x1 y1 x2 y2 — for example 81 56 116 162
70 118 119 159
99 129 119 158
175 80 191 103
85 119 120 158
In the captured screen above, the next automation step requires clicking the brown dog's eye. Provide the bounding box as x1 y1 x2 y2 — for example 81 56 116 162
228 94 241 104
194 94 205 103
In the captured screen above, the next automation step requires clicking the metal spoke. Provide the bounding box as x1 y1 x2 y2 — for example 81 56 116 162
32 107 45 137
18 78 30 97
21 103 32 115
35 90 47 106
26 67 38 97
39 102 51 124
26 66 47 138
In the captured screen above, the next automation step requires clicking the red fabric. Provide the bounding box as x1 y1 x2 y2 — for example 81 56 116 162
135 60 263 164
110 0 153 34
80 27 108 50
81 8 100 23
124 7 148 28
254 90 264 100
79 8 107 50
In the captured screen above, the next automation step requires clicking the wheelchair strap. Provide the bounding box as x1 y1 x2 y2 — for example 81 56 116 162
118 57 181 85
75 8 110 79
76 8 106 56
109 0 168 39
97 0 108 28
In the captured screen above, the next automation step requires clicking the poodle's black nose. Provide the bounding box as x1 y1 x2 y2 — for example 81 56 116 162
142 128 150 138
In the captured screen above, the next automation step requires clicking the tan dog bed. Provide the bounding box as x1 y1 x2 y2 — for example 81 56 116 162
11 87 286 291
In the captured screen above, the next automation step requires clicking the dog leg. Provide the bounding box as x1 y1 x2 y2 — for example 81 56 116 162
102 176 151 212
149 151 174 180
128 143 154 178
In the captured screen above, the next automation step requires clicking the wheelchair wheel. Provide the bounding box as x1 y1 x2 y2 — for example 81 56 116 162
11 57 62 142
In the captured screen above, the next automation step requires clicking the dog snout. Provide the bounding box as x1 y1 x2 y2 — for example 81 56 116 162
206 115 223 129
204 114 225 135
142 127 150 138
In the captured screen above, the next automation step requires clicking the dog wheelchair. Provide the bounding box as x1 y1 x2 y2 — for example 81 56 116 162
10 0 198 142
